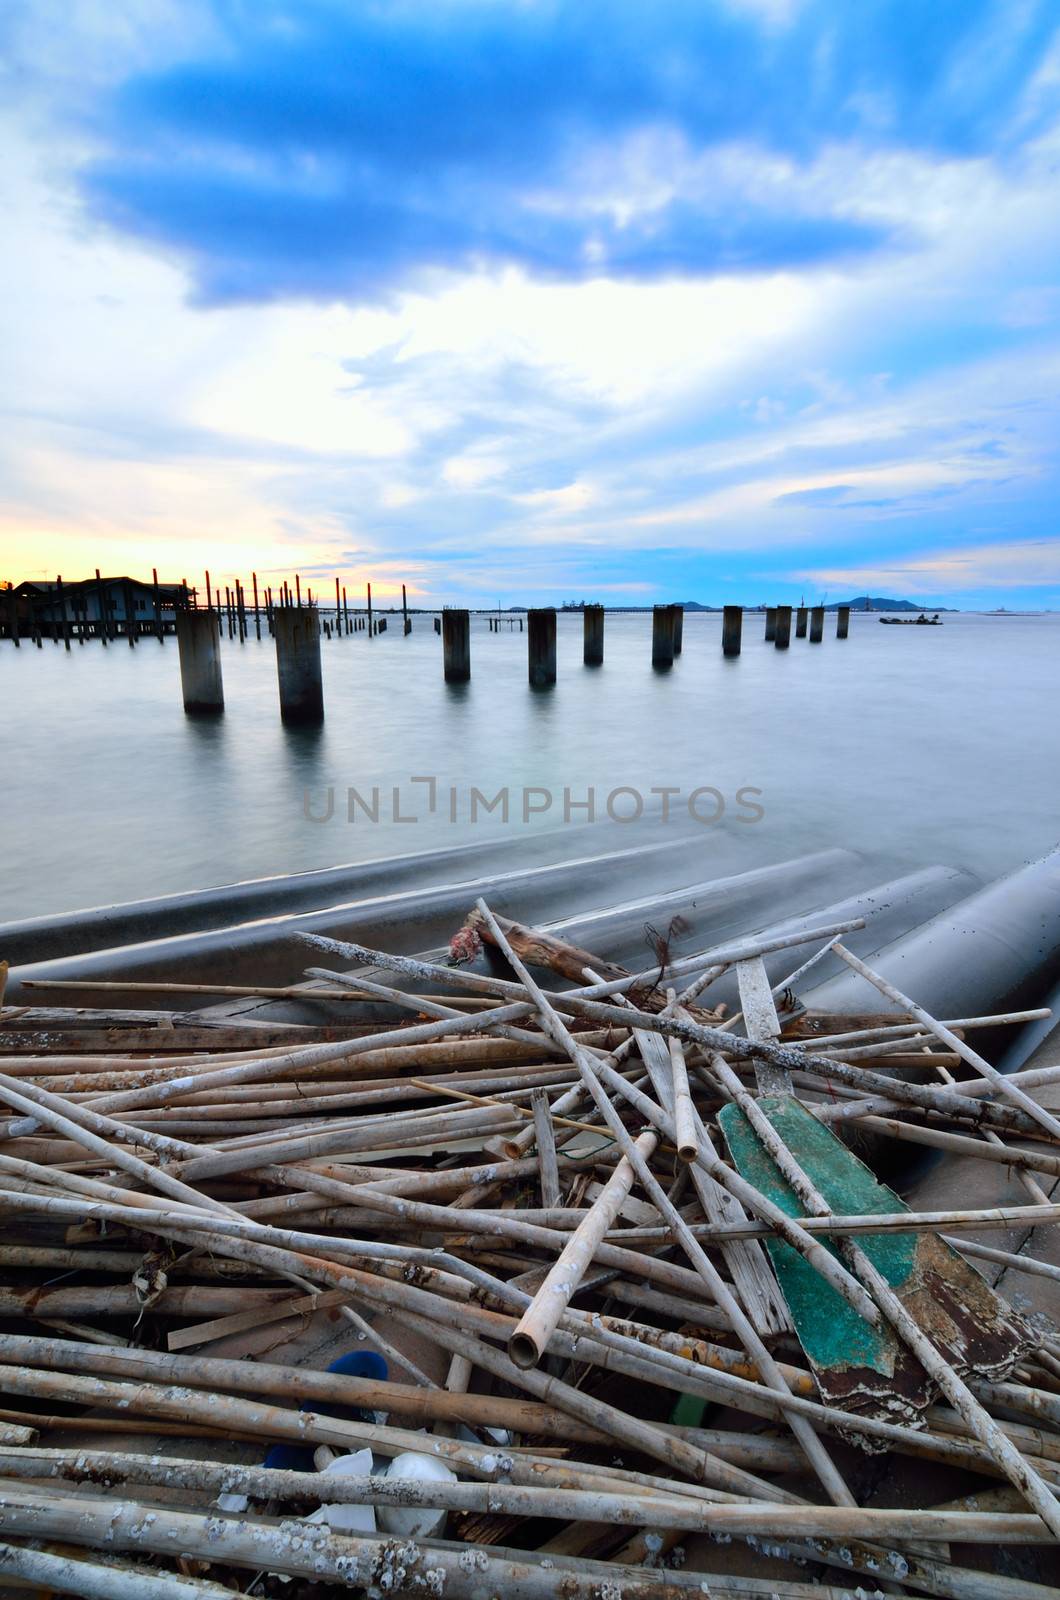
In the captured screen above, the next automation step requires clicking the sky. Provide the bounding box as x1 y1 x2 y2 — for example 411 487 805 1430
2 2 1060 608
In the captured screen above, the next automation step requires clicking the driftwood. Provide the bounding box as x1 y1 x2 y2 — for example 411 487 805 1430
458 907 727 1024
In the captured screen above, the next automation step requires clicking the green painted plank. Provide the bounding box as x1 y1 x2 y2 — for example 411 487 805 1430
718 1096 916 1376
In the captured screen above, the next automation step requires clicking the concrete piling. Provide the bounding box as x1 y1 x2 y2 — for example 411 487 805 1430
764 607 777 642
442 609 471 682
528 607 557 686
651 604 675 669
774 604 792 649
796 606 807 638
176 609 224 714
671 604 684 655
583 604 604 666
837 604 850 639
274 606 324 724
810 605 824 643
722 605 742 657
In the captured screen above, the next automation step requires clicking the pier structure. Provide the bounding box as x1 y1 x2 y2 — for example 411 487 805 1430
4 574 865 710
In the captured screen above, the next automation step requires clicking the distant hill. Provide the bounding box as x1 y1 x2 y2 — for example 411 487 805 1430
829 595 956 613
554 597 957 614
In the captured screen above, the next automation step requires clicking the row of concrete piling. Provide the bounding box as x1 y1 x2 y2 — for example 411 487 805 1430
442 602 849 681
762 603 849 647
170 601 851 725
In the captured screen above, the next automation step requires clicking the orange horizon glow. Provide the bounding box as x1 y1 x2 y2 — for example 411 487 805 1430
0 524 427 604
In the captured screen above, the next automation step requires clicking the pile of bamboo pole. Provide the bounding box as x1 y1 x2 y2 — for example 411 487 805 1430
0 904 1058 1597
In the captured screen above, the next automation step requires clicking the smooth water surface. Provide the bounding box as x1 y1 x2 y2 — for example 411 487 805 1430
2 611 1057 919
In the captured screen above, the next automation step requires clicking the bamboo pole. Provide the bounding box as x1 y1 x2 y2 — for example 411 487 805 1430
0 1331 643 1448
947 1238 1060 1285
6 908 1060 1597
530 1085 562 1208
0 1537 236 1600
581 1040 882 1321
831 942 1060 1144
302 929 1052 1139
832 947 1056 1209
667 996 697 1163
1 1188 1051 1481
510 1129 656 1369
592 968 789 1337
473 897 857 1509
0 1488 936 1600
22 977 494 1007
810 1111 1060 1177
0 1450 1055 1544
563 994 1052 1138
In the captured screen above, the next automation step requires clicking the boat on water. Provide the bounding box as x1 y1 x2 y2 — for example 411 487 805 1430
880 612 942 625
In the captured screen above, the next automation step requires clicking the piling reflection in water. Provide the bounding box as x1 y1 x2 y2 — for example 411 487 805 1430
3 611 1057 921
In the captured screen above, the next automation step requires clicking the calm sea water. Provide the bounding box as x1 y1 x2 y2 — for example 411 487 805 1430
3 610 1057 921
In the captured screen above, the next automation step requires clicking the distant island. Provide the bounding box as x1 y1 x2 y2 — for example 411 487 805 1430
556 596 956 613
829 595 956 613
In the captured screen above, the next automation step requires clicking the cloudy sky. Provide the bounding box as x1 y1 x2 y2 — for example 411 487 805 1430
3 1 1060 608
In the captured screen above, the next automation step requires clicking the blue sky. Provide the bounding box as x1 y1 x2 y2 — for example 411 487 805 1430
2 1 1060 607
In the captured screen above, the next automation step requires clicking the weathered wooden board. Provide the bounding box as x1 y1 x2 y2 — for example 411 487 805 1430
719 1094 1031 1430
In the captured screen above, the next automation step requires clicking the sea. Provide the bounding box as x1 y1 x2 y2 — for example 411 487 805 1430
3 609 1058 922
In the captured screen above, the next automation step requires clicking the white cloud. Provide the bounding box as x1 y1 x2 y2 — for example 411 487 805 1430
801 536 1060 596
3 30 1060 602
